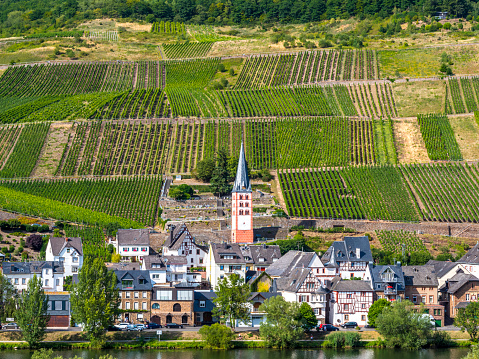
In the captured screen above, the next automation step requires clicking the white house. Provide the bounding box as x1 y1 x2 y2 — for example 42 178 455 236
206 242 247 289
329 278 374 327
163 223 208 268
45 237 83 276
2 261 65 292
116 229 150 262
321 236 373 281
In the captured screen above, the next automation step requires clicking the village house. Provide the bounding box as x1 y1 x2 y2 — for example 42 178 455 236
241 243 281 272
427 259 470 288
441 272 479 320
321 236 373 281
329 278 374 327
403 265 445 326
163 223 208 268
47 293 71 328
456 243 479 278
206 242 247 289
114 269 153 324
369 263 405 302
115 229 150 262
194 290 217 326
150 282 196 326
2 261 65 292
45 237 83 276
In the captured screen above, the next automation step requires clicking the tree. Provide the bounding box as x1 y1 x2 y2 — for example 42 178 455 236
210 148 232 196
259 296 303 348
26 234 43 251
367 298 391 327
105 222 121 237
299 302 317 330
212 273 251 329
227 155 238 181
194 158 215 182
455 302 479 341
0 273 16 322
15 275 50 348
376 300 433 349
70 257 120 347
199 323 235 349
463 345 479 359
169 184 194 200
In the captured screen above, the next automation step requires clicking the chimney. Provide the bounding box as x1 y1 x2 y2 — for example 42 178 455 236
65 237 68 243
356 248 360 259
170 225 176 243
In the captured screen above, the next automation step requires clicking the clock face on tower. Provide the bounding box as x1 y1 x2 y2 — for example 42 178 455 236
238 216 251 230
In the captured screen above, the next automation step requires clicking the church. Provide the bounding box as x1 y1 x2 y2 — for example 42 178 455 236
231 142 254 244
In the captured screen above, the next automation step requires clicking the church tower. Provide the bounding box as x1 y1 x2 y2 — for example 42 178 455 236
231 142 253 243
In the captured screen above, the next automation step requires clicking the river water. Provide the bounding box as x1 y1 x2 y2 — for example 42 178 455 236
3 348 473 359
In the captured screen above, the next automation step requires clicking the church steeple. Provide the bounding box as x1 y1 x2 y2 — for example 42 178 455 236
232 142 251 193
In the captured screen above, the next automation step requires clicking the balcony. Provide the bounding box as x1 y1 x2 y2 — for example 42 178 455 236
384 287 397 295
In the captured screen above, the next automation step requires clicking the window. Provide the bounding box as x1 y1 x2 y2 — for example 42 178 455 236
200 259 203 264
72 267 78 273
45 269 49 275
126 292 131 298
220 265 224 270
347 294 352 299
134 302 139 310
21 278 26 285
14 278 18 285
344 315 349 321
378 295 382 299
322 269 325 274
157 290 172 301
137 313 143 320
153 274 160 279
143 292 147 298
191 258 194 263
123 248 129 252
134 292 139 298
173 303 181 312
200 301 206 308
412 295 417 303
245 195 249 200
132 247 138 252
197 249 200 255
72 257 78 263
182 314 188 324
177 290 193 301
45 279 49 286
67 248 70 253
314 308 319 315
466 294 470 301
361 315 366 321
126 302 130 310
141 247 147 252
245 210 250 215
434 309 442 316
56 279 60 286
429 295 434 304
361 304 366 309
344 304 349 311
421 296 426 303
152 303 160 309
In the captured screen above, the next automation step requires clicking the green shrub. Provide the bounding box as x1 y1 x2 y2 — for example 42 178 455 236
324 332 360 348
199 323 235 349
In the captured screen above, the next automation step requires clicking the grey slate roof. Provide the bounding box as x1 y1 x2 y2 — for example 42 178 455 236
403 265 439 287
50 237 83 256
117 228 150 246
446 272 479 294
457 243 479 264
332 279 373 292
106 262 143 271
249 292 281 301
2 261 64 274
456 301 472 309
142 255 167 270
266 251 317 277
321 236 373 266
241 244 281 265
370 264 405 291
114 270 153 290
163 256 187 265
194 291 216 312
426 260 461 278
232 142 251 193
276 267 312 292
164 223 190 250
210 243 245 264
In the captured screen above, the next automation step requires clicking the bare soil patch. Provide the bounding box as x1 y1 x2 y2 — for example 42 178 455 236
393 119 430 163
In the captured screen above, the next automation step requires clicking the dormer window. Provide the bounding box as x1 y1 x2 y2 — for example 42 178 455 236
259 257 265 263
67 248 70 253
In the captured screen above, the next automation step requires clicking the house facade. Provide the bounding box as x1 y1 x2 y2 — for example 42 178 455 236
206 242 246 289
194 290 217 326
116 229 150 262
369 263 405 302
241 244 281 272
45 237 83 277
443 272 479 319
2 261 65 292
150 283 195 326
163 223 208 268
47 293 71 328
329 279 374 327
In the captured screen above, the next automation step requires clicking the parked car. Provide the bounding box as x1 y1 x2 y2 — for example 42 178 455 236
107 325 121 331
316 324 339 332
116 323 130 331
146 322 162 329
340 322 358 329
3 323 19 330
126 324 144 331
165 323 184 329
135 324 146 331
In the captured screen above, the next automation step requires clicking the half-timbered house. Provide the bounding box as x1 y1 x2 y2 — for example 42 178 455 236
329 278 374 327
163 223 208 269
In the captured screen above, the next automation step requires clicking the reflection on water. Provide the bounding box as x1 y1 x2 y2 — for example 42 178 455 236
4 348 471 359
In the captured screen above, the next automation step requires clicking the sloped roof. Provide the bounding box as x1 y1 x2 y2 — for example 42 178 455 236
241 244 281 265
249 292 281 301
142 255 167 270
447 273 479 294
321 236 372 265
332 279 373 292
210 243 245 264
276 267 312 292
50 237 83 256
232 142 251 193
113 270 153 290
164 223 191 250
370 264 405 291
163 256 187 265
266 251 317 277
457 243 479 264
426 260 462 278
403 265 439 287
117 229 150 246
2 261 64 274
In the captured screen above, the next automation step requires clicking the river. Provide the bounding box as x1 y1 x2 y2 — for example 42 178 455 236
3 348 473 359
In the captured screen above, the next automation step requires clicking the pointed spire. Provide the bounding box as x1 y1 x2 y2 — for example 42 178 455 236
232 142 251 193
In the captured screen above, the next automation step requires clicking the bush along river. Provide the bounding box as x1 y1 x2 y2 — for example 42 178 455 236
4 348 473 359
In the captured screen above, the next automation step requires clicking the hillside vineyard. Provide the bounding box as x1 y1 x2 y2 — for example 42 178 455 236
1 43 479 228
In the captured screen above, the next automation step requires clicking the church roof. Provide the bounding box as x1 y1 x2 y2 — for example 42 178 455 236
232 142 251 193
